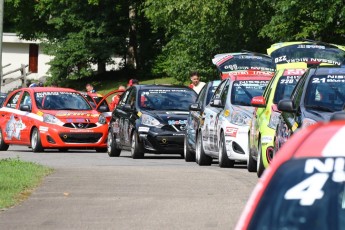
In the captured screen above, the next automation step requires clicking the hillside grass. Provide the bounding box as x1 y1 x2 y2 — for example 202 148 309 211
0 157 53 209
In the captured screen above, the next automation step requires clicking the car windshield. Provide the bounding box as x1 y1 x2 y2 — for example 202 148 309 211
248 158 345 230
270 44 345 66
139 88 197 111
273 71 304 104
231 80 269 106
216 54 275 73
35 91 92 110
304 75 345 112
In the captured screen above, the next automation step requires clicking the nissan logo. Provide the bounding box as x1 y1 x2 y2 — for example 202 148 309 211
180 125 186 131
162 139 167 144
77 123 84 128
63 135 68 139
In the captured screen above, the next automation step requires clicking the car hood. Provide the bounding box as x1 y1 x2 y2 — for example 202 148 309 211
47 110 100 122
231 105 255 117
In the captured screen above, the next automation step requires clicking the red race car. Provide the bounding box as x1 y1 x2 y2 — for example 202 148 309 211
236 114 345 230
0 87 108 152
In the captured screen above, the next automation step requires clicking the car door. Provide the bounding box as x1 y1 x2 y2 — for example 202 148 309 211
0 90 23 144
202 80 227 152
17 91 33 144
188 83 208 149
113 89 131 147
121 88 137 147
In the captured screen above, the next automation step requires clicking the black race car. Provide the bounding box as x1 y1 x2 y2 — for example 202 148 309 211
184 80 221 162
107 85 197 158
275 66 345 151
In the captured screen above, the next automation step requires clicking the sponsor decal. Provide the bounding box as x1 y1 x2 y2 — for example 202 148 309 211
137 111 142 117
56 112 98 117
37 111 44 116
5 114 26 140
292 122 298 131
224 110 230 117
261 136 273 143
138 126 150 132
225 127 238 137
39 126 49 132
168 120 187 125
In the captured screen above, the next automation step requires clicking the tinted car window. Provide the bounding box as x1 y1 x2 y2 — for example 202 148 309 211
273 75 301 104
248 158 345 230
20 91 32 107
139 88 197 110
35 91 92 110
206 83 220 105
5 91 21 109
231 80 269 106
304 74 345 112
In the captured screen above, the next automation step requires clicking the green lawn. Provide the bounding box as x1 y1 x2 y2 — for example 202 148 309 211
0 157 53 209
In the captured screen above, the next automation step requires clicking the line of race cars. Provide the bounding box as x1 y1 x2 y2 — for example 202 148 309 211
0 40 344 229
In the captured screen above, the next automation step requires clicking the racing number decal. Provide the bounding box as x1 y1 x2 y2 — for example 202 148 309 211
284 158 345 206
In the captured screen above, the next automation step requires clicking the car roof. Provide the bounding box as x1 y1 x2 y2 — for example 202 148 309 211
227 75 273 81
134 84 194 90
24 87 78 93
212 52 272 66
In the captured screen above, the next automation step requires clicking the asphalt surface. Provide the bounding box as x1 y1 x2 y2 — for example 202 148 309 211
0 146 258 230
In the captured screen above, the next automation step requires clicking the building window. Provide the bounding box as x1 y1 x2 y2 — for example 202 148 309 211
29 44 38 73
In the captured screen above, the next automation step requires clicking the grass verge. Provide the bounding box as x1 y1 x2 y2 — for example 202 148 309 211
0 157 53 210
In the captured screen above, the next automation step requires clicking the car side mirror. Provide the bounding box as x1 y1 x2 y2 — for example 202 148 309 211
123 104 133 111
20 104 31 112
97 105 108 112
251 96 266 108
189 103 201 111
210 99 222 108
278 99 296 112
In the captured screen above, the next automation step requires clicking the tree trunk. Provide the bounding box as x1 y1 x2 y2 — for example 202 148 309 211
127 4 137 71
97 61 106 74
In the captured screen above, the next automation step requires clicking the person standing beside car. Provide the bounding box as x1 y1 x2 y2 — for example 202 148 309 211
189 71 206 94
86 83 96 93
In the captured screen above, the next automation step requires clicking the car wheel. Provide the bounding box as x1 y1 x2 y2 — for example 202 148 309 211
31 128 43 152
247 138 257 172
184 134 195 162
196 132 212 166
0 128 9 151
218 133 234 168
131 131 144 159
257 140 265 177
107 128 121 157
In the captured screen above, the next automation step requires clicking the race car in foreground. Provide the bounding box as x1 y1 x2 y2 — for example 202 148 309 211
184 80 221 162
0 87 109 152
107 85 197 158
236 115 345 230
195 75 271 167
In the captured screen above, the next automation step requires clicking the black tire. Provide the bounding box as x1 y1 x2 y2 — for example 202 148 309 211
257 140 265 178
96 148 107 153
107 128 121 157
0 128 9 151
131 131 144 159
218 133 234 168
184 134 195 162
31 128 43 152
247 137 257 172
195 132 212 166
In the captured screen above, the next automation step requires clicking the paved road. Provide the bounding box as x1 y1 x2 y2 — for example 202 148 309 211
0 146 258 230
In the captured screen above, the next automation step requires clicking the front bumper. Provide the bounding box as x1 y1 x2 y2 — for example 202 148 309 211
138 126 184 154
224 125 249 162
38 124 108 149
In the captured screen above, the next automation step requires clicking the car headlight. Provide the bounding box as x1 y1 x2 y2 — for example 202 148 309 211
98 114 106 124
268 111 281 129
141 114 161 126
230 111 251 126
43 114 60 124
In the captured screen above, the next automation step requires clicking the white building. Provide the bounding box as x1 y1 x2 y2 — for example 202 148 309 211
1 33 52 92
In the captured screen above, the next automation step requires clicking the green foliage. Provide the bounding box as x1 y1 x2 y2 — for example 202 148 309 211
0 157 53 209
260 0 345 43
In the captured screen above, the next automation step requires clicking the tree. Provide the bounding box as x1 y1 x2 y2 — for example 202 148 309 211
144 0 273 83
260 0 345 44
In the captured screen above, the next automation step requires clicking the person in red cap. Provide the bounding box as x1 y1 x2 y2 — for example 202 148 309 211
127 79 139 88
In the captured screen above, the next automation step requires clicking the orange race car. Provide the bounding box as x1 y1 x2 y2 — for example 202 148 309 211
0 87 109 152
